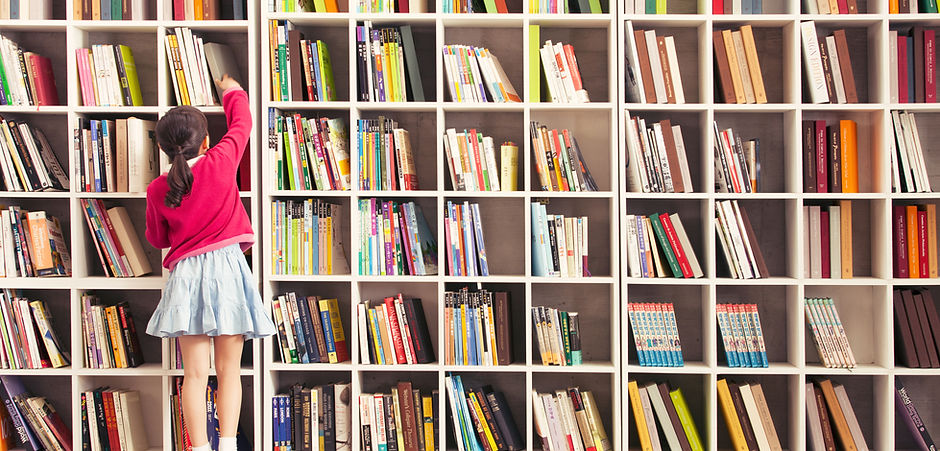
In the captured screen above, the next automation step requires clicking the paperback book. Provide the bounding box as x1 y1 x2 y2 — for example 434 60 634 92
532 306 582 366
358 199 437 276
270 199 349 276
628 380 703 451
804 297 856 369
0 207 70 278
272 293 349 364
890 110 931 193
625 112 693 193
805 379 868 451
533 387 611 451
801 23 860 104
716 303 768 368
357 117 417 191
715 200 769 279
357 295 435 365
446 288 512 366
713 25 768 104
627 302 683 367
446 374 524 451
530 202 590 277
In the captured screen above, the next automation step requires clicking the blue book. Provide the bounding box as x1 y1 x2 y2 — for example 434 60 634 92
295 294 320 363
101 0 110 19
461 201 476 276
530 203 548 276
272 397 280 448
9 0 17 18
319 302 337 357
309 42 322 100
455 304 463 364
369 306 385 364
471 203 489 276
90 120 101 192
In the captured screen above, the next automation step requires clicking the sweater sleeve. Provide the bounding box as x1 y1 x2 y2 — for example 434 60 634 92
208 87 252 169
145 196 170 249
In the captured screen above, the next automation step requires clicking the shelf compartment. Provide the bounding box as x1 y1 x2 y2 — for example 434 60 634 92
442 196 526 276
803 374 888 450
267 281 353 365
802 22 882 105
626 283 707 365
0 28 68 106
358 109 437 192
715 284 801 367
71 29 160 107
162 29 251 108
713 110 792 194
529 108 613 192
357 280 440 364
803 284 892 368
532 372 615 451
625 198 708 278
626 22 705 104
443 281 525 365
626 373 706 451
715 199 792 278
77 375 163 450
443 110 524 193
75 198 162 278
269 20 351 102
800 109 885 194
531 282 614 366
531 196 614 277
78 288 164 370
713 21 794 105
715 374 799 451
624 109 708 194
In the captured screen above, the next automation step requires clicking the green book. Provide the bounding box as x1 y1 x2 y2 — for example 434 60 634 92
0 48 12 105
560 311 572 364
314 0 328 11
281 118 298 190
118 45 143 106
646 0 656 13
670 387 704 451
649 214 682 277
317 41 336 101
922 0 939 12
483 0 499 12
589 0 604 12
278 39 289 100
112 0 122 19
528 25 540 103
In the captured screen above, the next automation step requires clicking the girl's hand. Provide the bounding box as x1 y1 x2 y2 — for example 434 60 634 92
215 74 241 92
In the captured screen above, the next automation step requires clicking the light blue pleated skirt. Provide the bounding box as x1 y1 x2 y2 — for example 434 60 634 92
146 244 276 339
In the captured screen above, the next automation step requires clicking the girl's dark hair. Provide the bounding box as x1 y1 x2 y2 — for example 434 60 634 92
155 106 208 208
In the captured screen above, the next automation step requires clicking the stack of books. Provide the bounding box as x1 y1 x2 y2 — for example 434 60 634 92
625 212 702 279
628 381 702 451
716 200 769 279
894 204 938 279
80 199 153 278
358 199 437 276
532 388 611 451
356 22 425 102
81 388 148 451
165 28 239 106
626 302 683 367
891 110 930 193
716 303 768 368
446 289 512 366
357 117 417 191
268 20 337 102
539 40 590 103
712 0 764 13
0 119 67 192
896 377 938 449
802 119 859 194
532 306 582 366
357 295 434 364
444 129 514 192
624 113 693 193
530 203 590 278
172 377 251 451
890 0 937 12
893 288 940 368
444 201 489 277
0 207 70 278
171 0 248 19
1 2 52 19
80 294 144 369
76 117 159 193
271 293 349 364
0 34 59 106
442 45 520 103
714 123 759 193
443 0 510 12
270 111 351 191
273 383 352 451
2 375 71 451
75 44 143 107
804 202 854 279
358 382 437 451
806 379 869 450
890 27 936 103
530 122 598 192
805 297 856 368
716 379 783 451
713 26 767 104
529 0 603 13
0 291 68 369
624 23 686 104
801 23 860 104
270 199 349 276
445 374 524 451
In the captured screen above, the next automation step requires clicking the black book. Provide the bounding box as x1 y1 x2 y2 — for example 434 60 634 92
0 376 38 451
365 304 378 364
116 302 144 367
473 387 506 450
7 120 42 191
403 298 434 363
294 293 320 364
413 389 425 451
546 217 560 273
33 128 69 191
399 25 425 102
112 46 133 106
483 387 523 451
356 30 369 102
291 384 303 451
322 384 336 451
301 388 312 451
81 392 90 451
828 125 841 193
571 136 598 191
288 293 309 364
383 393 397 451
219 0 246 19
15 48 33 105
92 389 110 451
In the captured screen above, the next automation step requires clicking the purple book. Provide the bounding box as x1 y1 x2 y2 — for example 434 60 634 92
896 379 937 451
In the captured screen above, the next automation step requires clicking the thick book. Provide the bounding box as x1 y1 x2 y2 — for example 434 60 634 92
896 378 937 451
493 292 512 365
895 290 921 367
914 292 940 367
832 30 859 103
819 379 857 451
402 298 434 364
203 42 242 103
716 379 747 451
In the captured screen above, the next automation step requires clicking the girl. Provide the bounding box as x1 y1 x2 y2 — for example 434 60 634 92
144 75 276 451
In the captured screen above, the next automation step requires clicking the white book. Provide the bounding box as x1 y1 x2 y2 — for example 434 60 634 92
184 0 195 19
904 112 931 192
625 215 640 277
825 298 856 367
624 21 647 103
181 28 206 105
112 390 128 451
733 0 742 13
540 43 566 102
174 28 197 104
644 30 668 103
105 45 123 106
834 384 869 451
623 113 644 192
716 202 743 278
663 36 685 104
815 0 829 13
891 111 916 193
553 42 578 102
196 37 217 105
671 213 703 278
442 47 457 101
556 391 585 451
803 206 810 278
829 206 842 279
890 30 899 104
531 390 551 451
898 112 923 191
311 389 321 451
826 36 847 104
731 200 761 278
721 200 754 279
647 218 667 277
482 136 501 191
645 383 682 450
739 384 772 451
801 22 829 104
543 394 568 450
474 48 502 102
716 221 740 278
86 391 101 451
890 123 902 192
651 124 674 192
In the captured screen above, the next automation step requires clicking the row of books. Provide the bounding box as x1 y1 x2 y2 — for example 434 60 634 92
0 1 52 19
532 388 611 451
80 199 152 278
624 212 702 279
356 22 425 102
802 23 860 104
716 200 768 279
357 295 435 365
0 207 70 278
270 199 349 276
443 45 520 103
890 0 937 12
446 374 523 451
173 377 251 451
270 111 352 191
171 0 248 19
891 110 931 194
271 293 350 364
0 119 67 193
806 379 868 451
717 379 783 451
75 117 159 193
357 0 425 12
624 24 687 104
628 380 703 451
714 0 764 13
530 0 603 12
75 44 143 107
894 204 938 279
0 35 59 106
358 382 435 451
165 28 238 107
443 0 510 12
444 201 489 276
270 0 343 11
274 383 352 451
530 203 590 277
714 26 768 105
1 375 71 451
0 291 68 369
268 21 338 102
539 40 590 103
445 289 512 366
357 117 417 191
714 124 758 194
894 288 940 369
891 27 936 104
74 1 146 19
444 129 516 192
627 302 683 367
716 303 768 368
805 297 856 368
804 202 854 279
801 119 859 194
80 294 144 369
357 199 438 276
530 122 597 192
532 306 582 366
624 113 692 193
82 388 147 451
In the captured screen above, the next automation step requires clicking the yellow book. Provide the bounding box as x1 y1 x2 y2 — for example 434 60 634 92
392 390 406 450
194 0 203 19
740 25 767 104
582 390 612 451
717 379 748 451
628 381 654 451
269 20 280 101
367 308 384 364
422 396 435 451
721 29 747 104
470 392 499 450
320 298 346 363
500 142 518 191
461 301 468 365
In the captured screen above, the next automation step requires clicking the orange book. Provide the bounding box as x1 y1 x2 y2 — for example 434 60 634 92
890 0 899 12
840 120 859 193
818 380 858 451
194 1 203 19
26 212 53 274
840 200 854 278
908 205 920 278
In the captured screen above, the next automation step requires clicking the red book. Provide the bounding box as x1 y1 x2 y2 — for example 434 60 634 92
563 44 584 91
815 120 828 193
927 30 936 103
837 0 848 12
396 294 418 364
27 54 59 106
920 210 929 277
821 210 831 278
102 390 122 451
398 0 408 12
915 26 926 103
92 199 131 276
659 213 694 278
895 205 910 278
40 401 73 451
383 297 408 364
713 0 723 13
494 0 509 12
468 129 487 191
174 0 184 19
899 35 910 103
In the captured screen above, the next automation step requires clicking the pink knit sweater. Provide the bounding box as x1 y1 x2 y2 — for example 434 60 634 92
145 88 253 270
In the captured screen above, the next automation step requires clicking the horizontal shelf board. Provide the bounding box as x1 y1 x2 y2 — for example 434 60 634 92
887 13 940 22
529 276 616 284
890 193 940 199
529 191 615 198
75 363 166 376
622 15 707 26
269 190 352 197
268 274 354 282
888 103 940 111
623 277 709 285
265 12 355 24
267 101 352 110
349 12 440 23
74 106 163 114
76 192 148 199
711 15 801 25
625 362 712 374
714 276 801 285
802 277 887 286
440 14 527 26
0 191 70 199
70 21 161 32
268 362 355 371
0 20 67 29
889 278 940 285
527 13 614 26
442 363 532 372
528 102 615 111
442 191 529 198
529 363 616 373
354 274 441 282
0 105 69 114
712 103 797 112
355 102 439 112
161 20 250 30
441 103 525 112
442 275 529 283
0 277 75 289
804 363 890 375
802 192 887 199
797 14 885 24
166 368 256 376
72 276 167 290
713 193 799 200
623 192 710 199
891 367 940 375
717 363 801 375
800 103 885 112
359 363 442 371
622 103 709 112
0 368 74 376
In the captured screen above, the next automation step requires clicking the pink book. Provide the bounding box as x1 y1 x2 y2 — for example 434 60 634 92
895 205 910 278
927 30 936 103
837 0 849 13
75 49 94 106
919 210 929 277
444 205 454 275
820 209 831 278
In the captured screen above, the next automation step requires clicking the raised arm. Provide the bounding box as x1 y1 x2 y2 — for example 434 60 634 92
209 75 252 168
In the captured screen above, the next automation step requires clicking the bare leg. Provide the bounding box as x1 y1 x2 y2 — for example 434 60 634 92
179 335 212 447
213 334 245 441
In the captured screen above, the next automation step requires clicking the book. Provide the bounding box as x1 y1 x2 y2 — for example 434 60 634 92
715 200 768 278
358 117 418 191
537 40 590 103
532 387 608 451
716 303 768 368
443 128 506 192
79 199 151 278
530 203 590 277
76 117 157 193
268 21 337 102
358 199 436 276
271 292 349 365
80 294 144 369
804 297 857 368
444 201 489 276
443 45 520 103
359 295 434 365
624 25 684 104
532 305 582 366
627 302 683 367
356 22 425 102
625 212 700 279
896 377 936 451
271 199 349 276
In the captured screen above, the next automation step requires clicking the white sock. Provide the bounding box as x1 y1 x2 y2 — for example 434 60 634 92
191 443 211 451
219 436 238 451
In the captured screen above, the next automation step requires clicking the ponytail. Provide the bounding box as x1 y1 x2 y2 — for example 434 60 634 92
155 105 208 208
165 151 193 208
